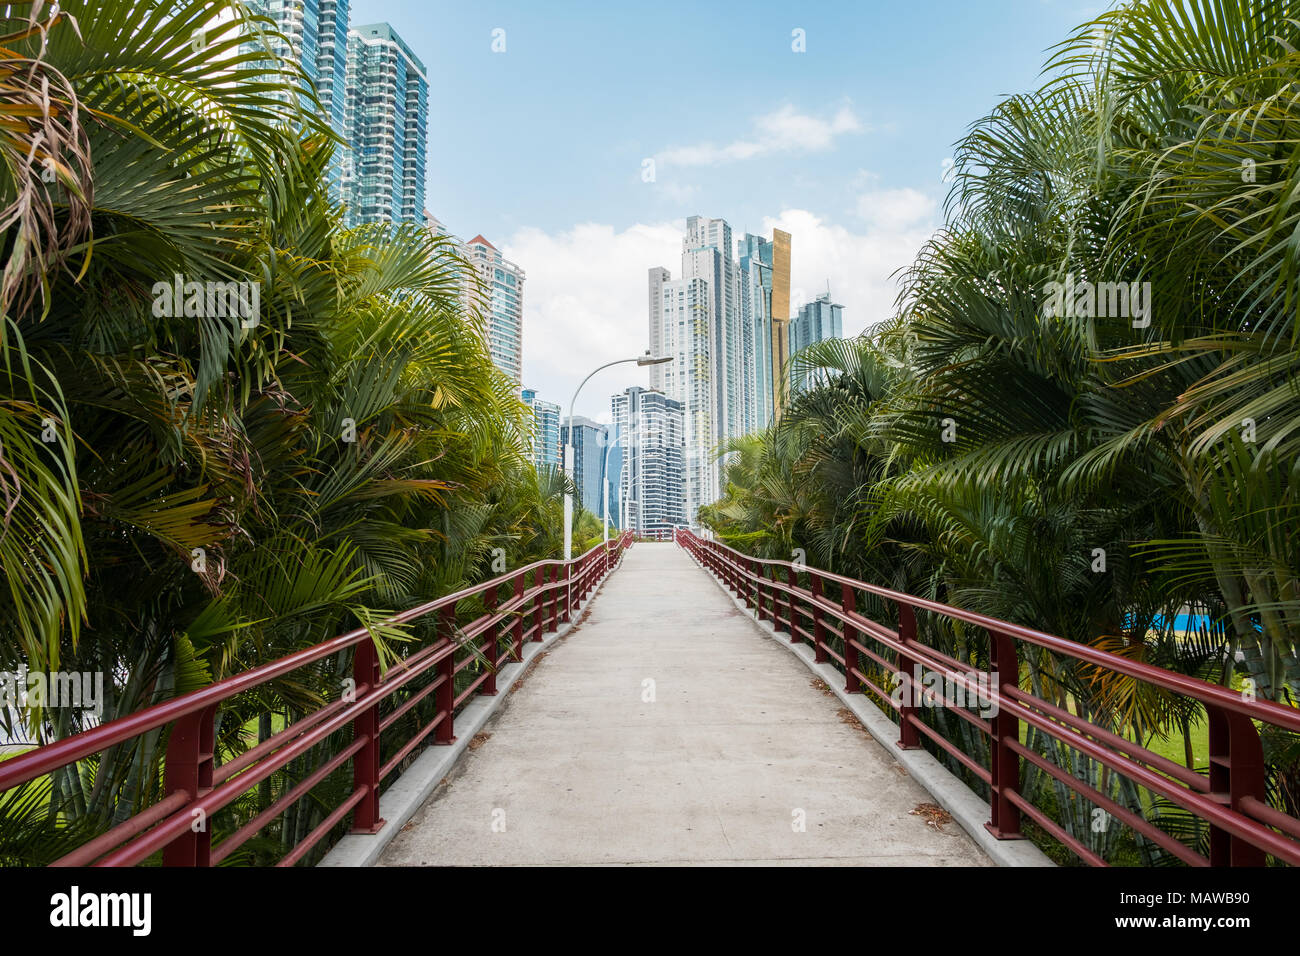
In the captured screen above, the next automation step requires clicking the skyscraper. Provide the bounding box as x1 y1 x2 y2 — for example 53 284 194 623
647 266 671 392
343 23 427 226
681 216 742 444
463 235 525 384
611 388 685 535
770 229 793 418
656 274 715 522
521 388 560 471
736 229 795 418
649 220 791 523
560 416 610 518
737 234 774 433
244 0 351 199
789 291 845 394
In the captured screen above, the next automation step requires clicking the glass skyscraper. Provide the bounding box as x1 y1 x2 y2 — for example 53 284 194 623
561 416 610 519
521 389 561 472
612 388 686 535
244 0 351 200
737 234 774 433
344 22 427 226
789 292 845 395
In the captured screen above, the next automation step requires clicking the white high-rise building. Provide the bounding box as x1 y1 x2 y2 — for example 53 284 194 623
681 216 743 445
463 235 525 385
647 266 671 392
657 275 715 522
649 217 790 523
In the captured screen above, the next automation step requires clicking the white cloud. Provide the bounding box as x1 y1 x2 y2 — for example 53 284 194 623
657 104 863 168
656 181 699 205
766 205 936 341
854 187 938 231
505 193 940 421
505 221 683 422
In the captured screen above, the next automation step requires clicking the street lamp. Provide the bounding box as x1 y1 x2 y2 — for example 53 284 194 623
600 424 641 543
564 351 671 562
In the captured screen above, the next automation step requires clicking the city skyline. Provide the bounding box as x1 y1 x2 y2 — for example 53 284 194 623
347 0 1106 423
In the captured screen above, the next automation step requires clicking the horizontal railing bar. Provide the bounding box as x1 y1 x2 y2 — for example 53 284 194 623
378 674 443 734
212 736 367 866
907 716 993 783
276 787 368 869
52 791 191 868
697 535 1300 732
216 692 364 786
1003 685 1208 791
1003 788 1109 867
1006 737 1205 867
677 528 1300 868
380 710 448 781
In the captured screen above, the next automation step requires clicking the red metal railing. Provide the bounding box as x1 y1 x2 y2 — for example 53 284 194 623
0 534 633 867
675 528 1300 867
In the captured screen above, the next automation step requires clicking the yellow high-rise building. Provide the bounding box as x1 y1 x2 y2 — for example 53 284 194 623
769 228 792 419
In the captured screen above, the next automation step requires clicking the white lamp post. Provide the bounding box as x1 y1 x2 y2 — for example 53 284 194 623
600 424 640 543
563 351 671 561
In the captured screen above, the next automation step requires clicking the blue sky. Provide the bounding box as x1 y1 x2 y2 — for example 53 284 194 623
351 0 1107 419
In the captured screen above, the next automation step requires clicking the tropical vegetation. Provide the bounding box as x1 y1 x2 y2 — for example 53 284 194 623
0 0 581 864
701 0 1300 864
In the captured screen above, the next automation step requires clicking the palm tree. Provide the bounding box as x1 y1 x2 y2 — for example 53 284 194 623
700 0 1300 863
0 0 576 865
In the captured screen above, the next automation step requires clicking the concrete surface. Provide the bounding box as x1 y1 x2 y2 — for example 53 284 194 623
377 542 992 866
690 548 1055 868
320 553 622 867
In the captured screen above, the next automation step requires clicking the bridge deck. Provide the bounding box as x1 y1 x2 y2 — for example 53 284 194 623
378 542 990 866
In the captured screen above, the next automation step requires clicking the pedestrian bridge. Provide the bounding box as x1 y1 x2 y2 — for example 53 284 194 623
2 533 1297 868
371 543 990 866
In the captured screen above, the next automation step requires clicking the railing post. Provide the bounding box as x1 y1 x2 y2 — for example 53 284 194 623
986 629 1022 839
549 565 560 632
553 564 564 632
810 574 828 663
754 561 767 622
895 603 921 751
785 566 798 643
562 561 572 624
163 704 216 866
841 583 860 694
1207 707 1268 866
435 606 457 745
351 641 384 833
513 573 526 660
481 583 499 696
531 568 545 642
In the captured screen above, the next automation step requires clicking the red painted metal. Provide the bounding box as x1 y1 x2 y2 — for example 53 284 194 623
352 639 384 833
674 528 1300 867
0 534 632 867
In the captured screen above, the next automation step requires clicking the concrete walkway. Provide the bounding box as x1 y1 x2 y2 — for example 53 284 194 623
378 542 989 866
